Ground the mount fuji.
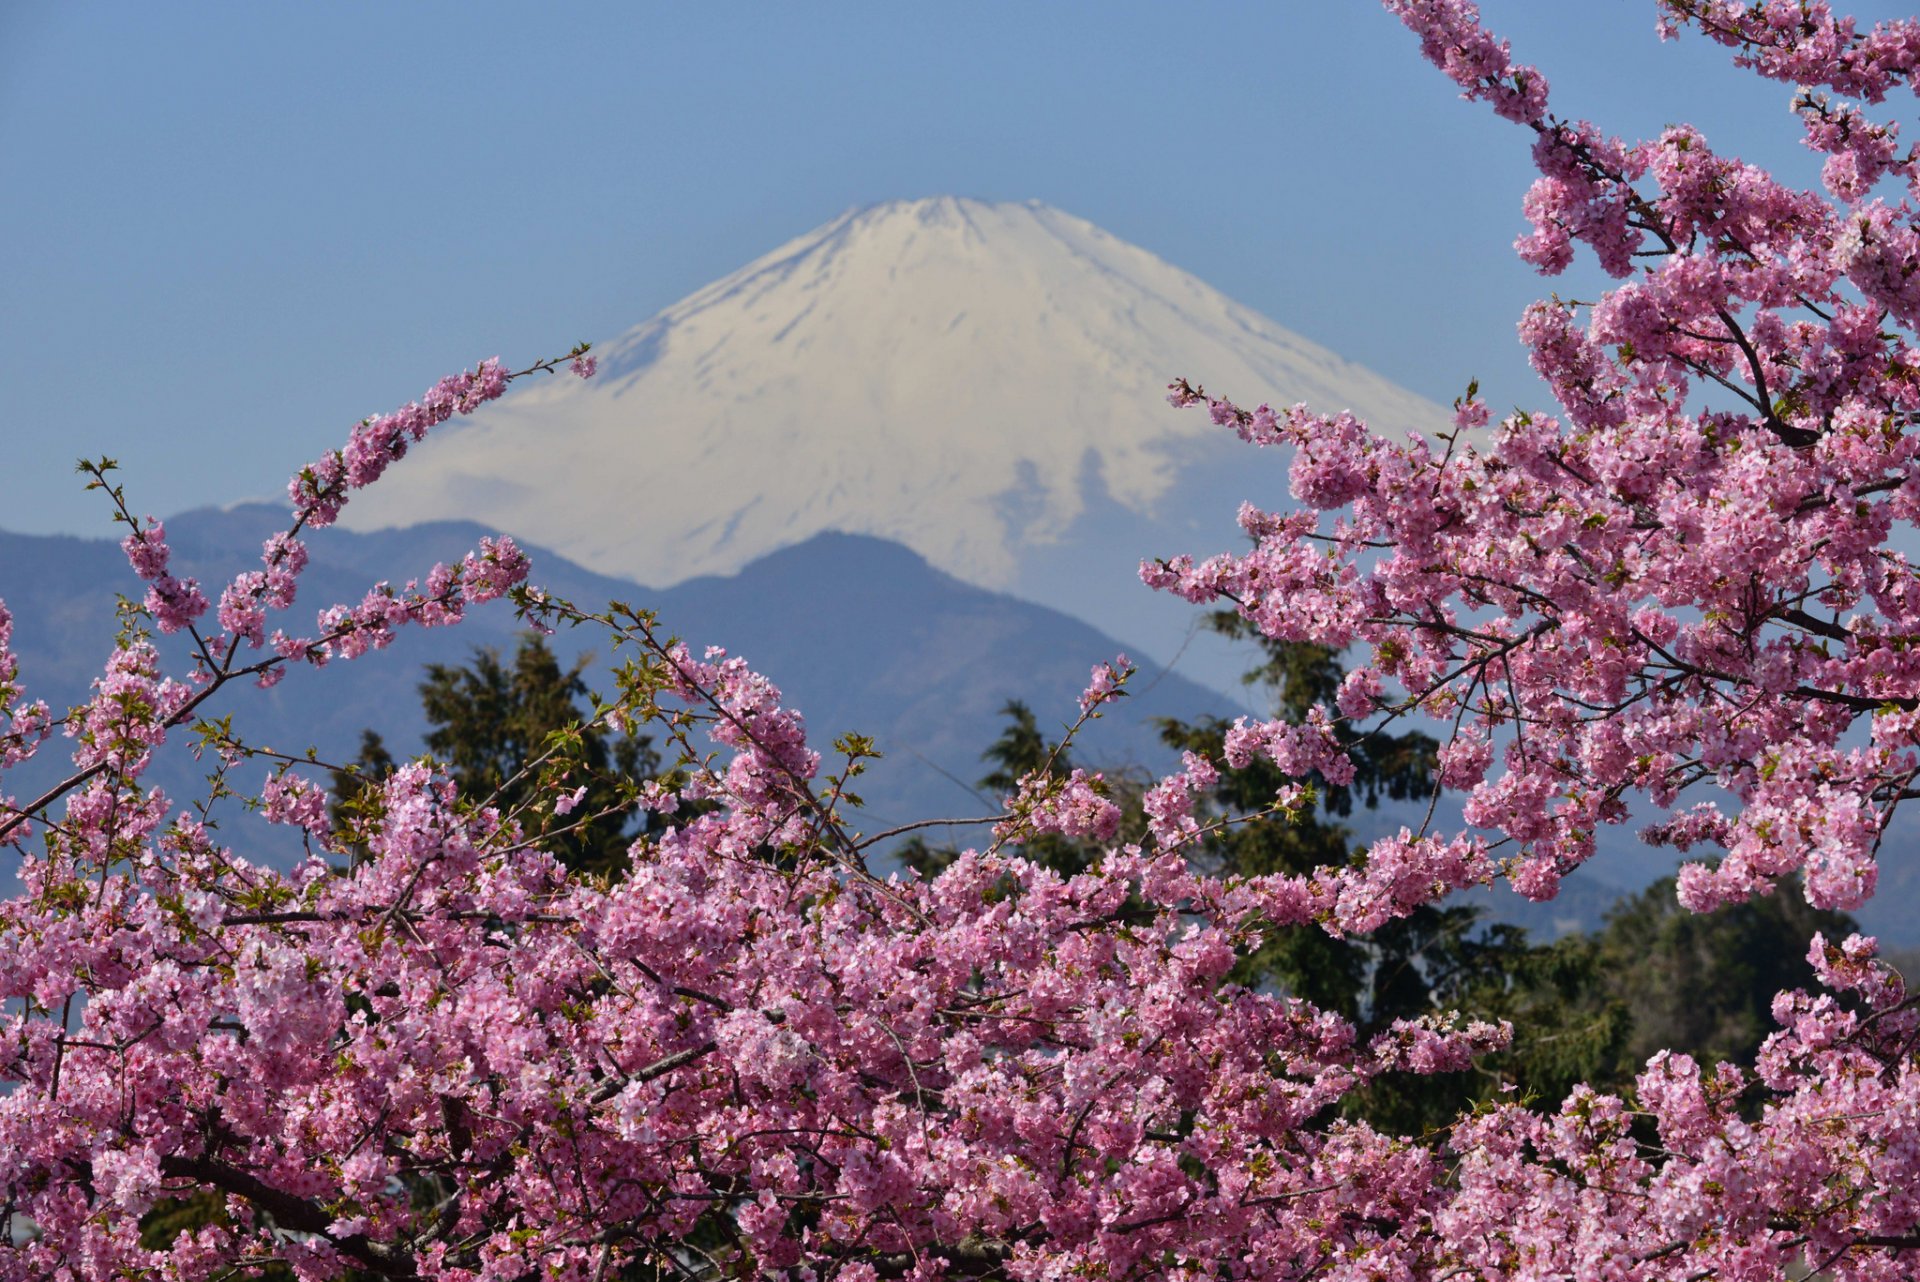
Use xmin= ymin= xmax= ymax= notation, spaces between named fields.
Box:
xmin=343 ymin=197 xmax=1446 ymax=691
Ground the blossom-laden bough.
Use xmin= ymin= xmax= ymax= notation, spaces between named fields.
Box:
xmin=8 ymin=4 xmax=1920 ymax=1279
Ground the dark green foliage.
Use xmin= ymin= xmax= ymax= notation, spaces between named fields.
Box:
xmin=977 ymin=699 xmax=1062 ymax=798
xmin=1157 ymin=615 xmax=1441 ymax=1019
xmin=898 ymin=613 xmax=1840 ymax=1130
xmin=138 ymin=1193 xmax=305 ymax=1279
xmin=1423 ymin=872 xmax=1857 ymax=1123
xmin=898 ymin=698 xmax=1146 ymax=879
xmin=1156 ymin=612 xmax=1623 ymax=1130
xmin=331 ymin=635 xmax=659 ymax=880
xmin=1585 ymin=872 xmax=1858 ymax=1087
xmin=1438 ymin=926 xmax=1631 ymax=1110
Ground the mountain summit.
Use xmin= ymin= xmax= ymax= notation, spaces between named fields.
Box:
xmin=343 ymin=197 xmax=1442 ymax=596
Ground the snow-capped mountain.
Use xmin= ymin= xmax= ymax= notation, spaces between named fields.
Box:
xmin=343 ymin=197 xmax=1445 ymax=678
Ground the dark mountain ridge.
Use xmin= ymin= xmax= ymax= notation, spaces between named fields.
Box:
xmin=0 ymin=505 xmax=1240 ymax=853
xmin=17 ymin=504 xmax=1885 ymax=948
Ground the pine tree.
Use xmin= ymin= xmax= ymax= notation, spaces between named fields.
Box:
xmin=331 ymin=634 xmax=658 ymax=879
xmin=1158 ymin=613 xmax=1622 ymax=1130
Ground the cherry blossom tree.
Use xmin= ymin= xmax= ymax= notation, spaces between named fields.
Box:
xmin=7 ymin=3 xmax=1920 ymax=1279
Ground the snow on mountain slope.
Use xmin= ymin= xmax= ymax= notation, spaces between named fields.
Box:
xmin=343 ymin=197 xmax=1445 ymax=591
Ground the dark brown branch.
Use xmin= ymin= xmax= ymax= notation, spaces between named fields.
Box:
xmin=1775 ymin=608 xmax=1852 ymax=643
xmin=853 ymin=814 xmax=1009 ymax=852
xmin=158 ymin=1155 xmax=416 ymax=1277
xmin=591 ymin=1040 xmax=720 ymax=1104
xmin=871 ymin=1237 xmax=1014 ymax=1278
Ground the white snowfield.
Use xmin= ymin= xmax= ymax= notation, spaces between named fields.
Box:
xmin=343 ymin=196 xmax=1443 ymax=592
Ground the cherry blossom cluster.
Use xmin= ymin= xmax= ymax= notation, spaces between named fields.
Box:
xmin=1663 ymin=1 xmax=1920 ymax=104
xmin=1152 ymin=0 xmax=1920 ymax=927
xmin=0 ymin=354 xmax=584 ymax=857
xmin=993 ymin=766 xmax=1123 ymax=844
xmin=1 ymin=728 xmax=1525 ymax=1282
xmin=8 ymin=569 xmax=1918 ymax=1279
xmin=1436 ymin=931 xmax=1920 ymax=1279
xmin=121 ymin=519 xmax=211 ymax=634
xmin=0 ymin=602 xmax=49 ymax=771
xmin=1077 ymin=653 xmax=1132 ymax=714
xmin=289 ymin=358 xmax=509 ymax=530
xmin=284 ymin=534 xmax=530 ymax=675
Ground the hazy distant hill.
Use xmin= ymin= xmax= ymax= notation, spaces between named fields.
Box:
xmin=0 ymin=505 xmax=1245 ymax=853
xmin=20 ymin=506 xmax=1900 ymax=947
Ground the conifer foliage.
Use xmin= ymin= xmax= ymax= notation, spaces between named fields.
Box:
xmin=331 ymin=635 xmax=658 ymax=880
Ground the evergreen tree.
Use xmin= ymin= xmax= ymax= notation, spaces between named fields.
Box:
xmin=1586 ymin=873 xmax=1859 ymax=1087
xmin=331 ymin=634 xmax=658 ymax=879
xmin=1159 ymin=612 xmax=1622 ymax=1130
xmin=902 ymin=616 xmax=1626 ymax=1131
xmin=899 ymin=698 xmax=1146 ymax=879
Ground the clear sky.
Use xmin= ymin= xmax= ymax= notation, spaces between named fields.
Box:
xmin=4 ymin=2 xmax=1911 ymax=537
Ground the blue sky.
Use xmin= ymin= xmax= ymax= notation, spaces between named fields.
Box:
xmin=4 ymin=2 xmax=1911 ymax=537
